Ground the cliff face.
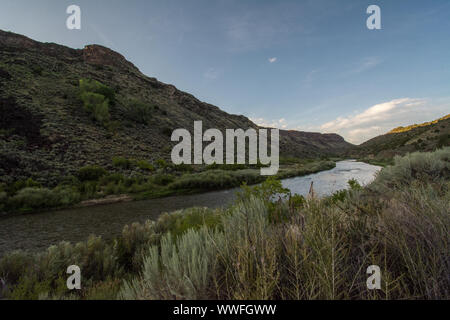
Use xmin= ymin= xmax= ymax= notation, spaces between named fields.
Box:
xmin=0 ymin=30 xmax=352 ymax=185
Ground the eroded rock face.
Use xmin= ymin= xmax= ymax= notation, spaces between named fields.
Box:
xmin=82 ymin=45 xmax=138 ymax=71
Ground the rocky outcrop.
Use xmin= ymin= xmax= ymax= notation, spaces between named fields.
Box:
xmin=82 ymin=44 xmax=138 ymax=72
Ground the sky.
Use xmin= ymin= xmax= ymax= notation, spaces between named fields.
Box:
xmin=0 ymin=0 xmax=449 ymax=144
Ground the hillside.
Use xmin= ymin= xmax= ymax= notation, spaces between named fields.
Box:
xmin=0 ymin=30 xmax=352 ymax=187
xmin=353 ymin=114 xmax=450 ymax=160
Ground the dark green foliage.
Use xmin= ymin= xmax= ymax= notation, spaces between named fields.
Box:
xmin=77 ymin=165 xmax=107 ymax=182
xmin=437 ymin=134 xmax=449 ymax=148
xmin=155 ymin=158 xmax=167 ymax=169
xmin=112 ymin=156 xmax=132 ymax=169
xmin=80 ymin=92 xmax=110 ymax=124
xmin=123 ymin=99 xmax=153 ymax=124
xmin=161 ymin=126 xmax=172 ymax=137
xmin=79 ymin=79 xmax=115 ymax=126
xmin=8 ymin=187 xmax=80 ymax=212
xmin=348 ymin=178 xmax=362 ymax=190
xmin=136 ymin=160 xmax=155 ymax=172
xmin=151 ymin=173 xmax=175 ymax=186
xmin=79 ymin=78 xmax=115 ymax=104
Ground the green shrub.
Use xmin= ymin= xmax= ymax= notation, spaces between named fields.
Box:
xmin=100 ymin=173 xmax=125 ymax=185
xmin=155 ymin=158 xmax=167 ymax=169
xmin=79 ymin=79 xmax=115 ymax=125
xmin=80 ymin=91 xmax=110 ymax=124
xmin=79 ymin=79 xmax=115 ymax=104
xmin=156 ymin=207 xmax=222 ymax=238
xmin=150 ymin=173 xmax=174 ymax=186
xmin=120 ymin=227 xmax=221 ymax=300
xmin=7 ymin=178 xmax=41 ymax=195
xmin=112 ymin=157 xmax=132 ymax=169
xmin=348 ymin=178 xmax=362 ymax=190
xmin=136 ymin=160 xmax=155 ymax=172
xmin=8 ymin=187 xmax=80 ymax=212
xmin=77 ymin=165 xmax=107 ymax=182
xmin=123 ymin=99 xmax=153 ymax=124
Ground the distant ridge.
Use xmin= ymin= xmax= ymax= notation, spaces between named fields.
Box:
xmin=388 ymin=114 xmax=450 ymax=134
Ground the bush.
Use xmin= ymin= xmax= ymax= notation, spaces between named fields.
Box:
xmin=100 ymin=173 xmax=125 ymax=185
xmin=8 ymin=187 xmax=80 ymax=212
xmin=155 ymin=158 xmax=167 ymax=169
xmin=77 ymin=166 xmax=107 ymax=182
xmin=150 ymin=173 xmax=175 ymax=186
xmin=79 ymin=79 xmax=115 ymax=125
xmin=136 ymin=160 xmax=155 ymax=172
xmin=80 ymin=91 xmax=110 ymax=124
xmin=120 ymin=227 xmax=221 ymax=300
xmin=79 ymin=79 xmax=115 ymax=104
xmin=123 ymin=99 xmax=153 ymax=124
xmin=112 ymin=157 xmax=132 ymax=169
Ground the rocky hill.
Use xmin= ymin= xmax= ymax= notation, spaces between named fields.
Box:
xmin=0 ymin=30 xmax=352 ymax=186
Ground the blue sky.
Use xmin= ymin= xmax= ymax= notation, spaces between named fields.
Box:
xmin=0 ymin=0 xmax=449 ymax=143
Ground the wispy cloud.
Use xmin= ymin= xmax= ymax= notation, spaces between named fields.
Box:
xmin=319 ymin=98 xmax=449 ymax=144
xmin=268 ymin=57 xmax=277 ymax=63
xmin=350 ymin=56 xmax=383 ymax=74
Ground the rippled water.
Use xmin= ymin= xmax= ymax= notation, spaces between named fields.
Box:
xmin=0 ymin=160 xmax=381 ymax=257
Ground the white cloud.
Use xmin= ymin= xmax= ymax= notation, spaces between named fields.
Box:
xmin=251 ymin=117 xmax=288 ymax=129
xmin=319 ymin=98 xmax=449 ymax=144
xmin=268 ymin=57 xmax=277 ymax=63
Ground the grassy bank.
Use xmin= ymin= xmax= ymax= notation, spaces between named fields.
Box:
xmin=0 ymin=148 xmax=448 ymax=300
xmin=0 ymin=159 xmax=336 ymax=215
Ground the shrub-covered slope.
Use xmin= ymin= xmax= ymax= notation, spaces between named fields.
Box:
xmin=0 ymin=30 xmax=352 ymax=186
xmin=353 ymin=114 xmax=450 ymax=160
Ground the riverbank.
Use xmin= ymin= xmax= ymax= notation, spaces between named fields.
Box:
xmin=0 ymin=160 xmax=336 ymax=215
xmin=0 ymin=148 xmax=448 ymax=300
xmin=0 ymin=160 xmax=378 ymax=257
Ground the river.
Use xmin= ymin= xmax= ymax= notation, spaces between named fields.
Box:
xmin=0 ymin=160 xmax=381 ymax=257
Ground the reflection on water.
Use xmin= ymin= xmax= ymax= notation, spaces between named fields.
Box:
xmin=281 ymin=160 xmax=381 ymax=197
xmin=0 ymin=160 xmax=380 ymax=256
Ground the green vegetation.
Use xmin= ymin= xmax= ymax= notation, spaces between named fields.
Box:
xmin=79 ymin=79 xmax=115 ymax=126
xmin=1 ymin=148 xmax=448 ymax=300
xmin=0 ymin=31 xmax=351 ymax=194
xmin=122 ymin=98 xmax=153 ymax=124
xmin=0 ymin=159 xmax=335 ymax=214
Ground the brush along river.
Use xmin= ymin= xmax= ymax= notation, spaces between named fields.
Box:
xmin=0 ymin=160 xmax=381 ymax=257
